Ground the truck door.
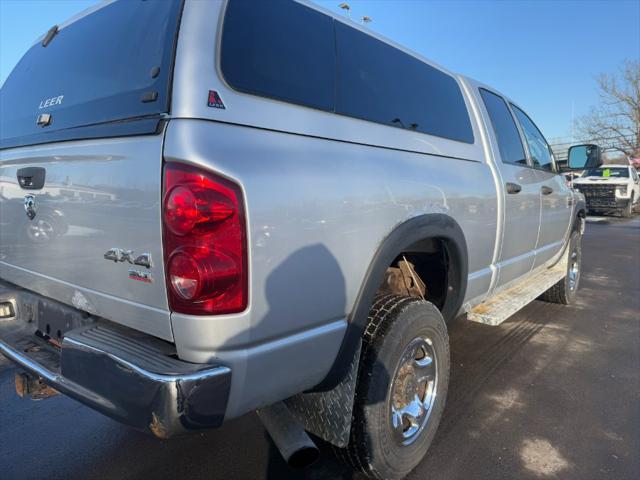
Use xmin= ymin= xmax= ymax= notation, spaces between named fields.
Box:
xmin=478 ymin=89 xmax=540 ymax=287
xmin=510 ymin=105 xmax=572 ymax=268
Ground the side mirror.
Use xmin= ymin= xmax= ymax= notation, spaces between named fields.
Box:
xmin=564 ymin=144 xmax=603 ymax=171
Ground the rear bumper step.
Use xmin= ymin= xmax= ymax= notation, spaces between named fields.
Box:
xmin=0 ymin=282 xmax=231 ymax=438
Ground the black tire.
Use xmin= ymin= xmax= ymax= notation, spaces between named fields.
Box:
xmin=622 ymin=195 xmax=633 ymax=218
xmin=540 ymin=230 xmax=582 ymax=305
xmin=335 ymin=294 xmax=450 ymax=480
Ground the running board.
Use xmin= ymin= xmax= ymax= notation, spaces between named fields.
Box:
xmin=467 ymin=252 xmax=568 ymax=326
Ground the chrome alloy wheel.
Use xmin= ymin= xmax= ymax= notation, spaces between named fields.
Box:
xmin=390 ymin=336 xmax=438 ymax=446
xmin=568 ymin=244 xmax=580 ymax=291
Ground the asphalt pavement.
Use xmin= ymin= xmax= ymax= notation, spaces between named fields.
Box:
xmin=1 ymin=215 xmax=639 ymax=480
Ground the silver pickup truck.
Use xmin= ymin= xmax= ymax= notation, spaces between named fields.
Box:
xmin=0 ymin=1 xmax=598 ymax=479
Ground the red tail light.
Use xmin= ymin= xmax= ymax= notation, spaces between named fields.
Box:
xmin=162 ymin=162 xmax=247 ymax=315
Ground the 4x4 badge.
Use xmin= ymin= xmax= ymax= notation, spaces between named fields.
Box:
xmin=104 ymin=248 xmax=153 ymax=269
xmin=24 ymin=194 xmax=36 ymax=220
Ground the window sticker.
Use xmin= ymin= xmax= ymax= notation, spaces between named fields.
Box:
xmin=603 ymin=168 xmax=610 ymax=177
xmin=207 ymin=90 xmax=226 ymax=109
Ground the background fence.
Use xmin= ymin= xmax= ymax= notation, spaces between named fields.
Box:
xmin=549 ymin=134 xmax=637 ymax=166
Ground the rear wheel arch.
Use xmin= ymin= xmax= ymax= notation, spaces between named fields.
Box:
xmin=314 ymin=214 xmax=468 ymax=391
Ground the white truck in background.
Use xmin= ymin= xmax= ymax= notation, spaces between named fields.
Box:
xmin=573 ymin=164 xmax=640 ymax=217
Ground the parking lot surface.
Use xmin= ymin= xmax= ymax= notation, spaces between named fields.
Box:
xmin=1 ymin=215 xmax=639 ymax=480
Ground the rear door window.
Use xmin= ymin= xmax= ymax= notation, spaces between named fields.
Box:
xmin=220 ymin=0 xmax=335 ymax=112
xmin=479 ymin=89 xmax=527 ymax=166
xmin=0 ymin=0 xmax=182 ymax=149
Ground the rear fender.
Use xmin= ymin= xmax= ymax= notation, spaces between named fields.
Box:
xmin=287 ymin=214 xmax=468 ymax=446
xmin=319 ymin=213 xmax=468 ymax=391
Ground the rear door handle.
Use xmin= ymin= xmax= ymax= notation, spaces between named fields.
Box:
xmin=541 ymin=185 xmax=553 ymax=195
xmin=506 ymin=182 xmax=522 ymax=194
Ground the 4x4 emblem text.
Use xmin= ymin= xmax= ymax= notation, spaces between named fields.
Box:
xmin=104 ymin=248 xmax=153 ymax=269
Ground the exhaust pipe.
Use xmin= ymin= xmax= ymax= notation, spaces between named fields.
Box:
xmin=257 ymin=402 xmax=319 ymax=469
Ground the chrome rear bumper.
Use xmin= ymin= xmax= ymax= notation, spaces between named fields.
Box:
xmin=0 ymin=282 xmax=231 ymax=438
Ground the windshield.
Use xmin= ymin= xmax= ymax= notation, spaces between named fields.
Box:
xmin=0 ymin=0 xmax=183 ymax=150
xmin=582 ymin=167 xmax=629 ymax=178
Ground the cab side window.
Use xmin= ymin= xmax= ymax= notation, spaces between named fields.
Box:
xmin=511 ymin=105 xmax=555 ymax=172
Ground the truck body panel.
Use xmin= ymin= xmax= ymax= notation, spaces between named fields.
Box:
xmin=163 ymin=117 xmax=498 ymax=416
xmin=0 ymin=135 xmax=172 ymax=341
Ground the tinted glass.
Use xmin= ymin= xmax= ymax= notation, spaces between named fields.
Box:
xmin=221 ymin=0 xmax=335 ymax=111
xmin=511 ymin=105 xmax=554 ymax=172
xmin=334 ymin=22 xmax=474 ymax=143
xmin=0 ymin=0 xmax=182 ymax=149
xmin=583 ymin=167 xmax=629 ymax=178
xmin=479 ymin=89 xmax=527 ymax=165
